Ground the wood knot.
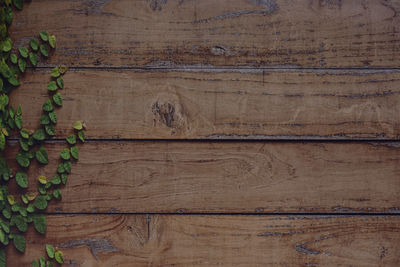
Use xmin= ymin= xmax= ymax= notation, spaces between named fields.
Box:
xmin=152 ymin=101 xmax=176 ymax=128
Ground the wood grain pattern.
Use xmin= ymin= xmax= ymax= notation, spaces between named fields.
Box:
xmin=10 ymin=69 xmax=400 ymax=139
xmin=6 ymin=141 xmax=400 ymax=213
xmin=9 ymin=0 xmax=400 ymax=68
xmin=8 ymin=215 xmax=400 ymax=266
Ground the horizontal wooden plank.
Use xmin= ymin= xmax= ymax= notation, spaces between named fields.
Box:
xmin=10 ymin=69 xmax=400 ymax=139
xmin=8 ymin=215 xmax=400 ymax=266
xmin=9 ymin=0 xmax=400 ymax=68
xmin=6 ymin=141 xmax=400 ymax=213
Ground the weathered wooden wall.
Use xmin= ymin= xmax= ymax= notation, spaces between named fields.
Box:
xmin=8 ymin=0 xmax=400 ymax=266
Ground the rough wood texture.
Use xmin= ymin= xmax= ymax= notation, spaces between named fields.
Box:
xmin=10 ymin=69 xmax=400 ymax=139
xmin=6 ymin=141 xmax=400 ymax=213
xmin=8 ymin=215 xmax=400 ymax=266
xmin=9 ymin=0 xmax=400 ymax=68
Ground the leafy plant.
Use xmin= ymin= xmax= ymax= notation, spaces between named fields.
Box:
xmin=0 ymin=1 xmax=86 ymax=266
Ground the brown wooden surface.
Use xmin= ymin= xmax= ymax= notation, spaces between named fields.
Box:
xmin=10 ymin=69 xmax=400 ymax=139
xmin=6 ymin=0 xmax=400 ymax=266
xmin=9 ymin=0 xmax=400 ymax=68
xmin=8 ymin=215 xmax=400 ymax=266
xmin=6 ymin=141 xmax=400 ymax=213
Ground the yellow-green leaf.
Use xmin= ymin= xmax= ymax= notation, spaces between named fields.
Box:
xmin=73 ymin=121 xmax=83 ymax=130
xmin=38 ymin=176 xmax=47 ymax=185
xmin=54 ymin=250 xmax=64 ymax=264
xmin=7 ymin=195 xmax=14 ymax=205
xmin=49 ymin=35 xmax=56 ymax=48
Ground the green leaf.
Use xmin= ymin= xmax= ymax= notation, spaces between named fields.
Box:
xmin=40 ymin=44 xmax=49 ymax=57
xmin=36 ymin=146 xmax=49 ymax=164
xmin=19 ymin=138 xmax=29 ymax=151
xmin=51 ymin=174 xmax=61 ymax=185
xmin=4 ymin=6 xmax=12 ymax=25
xmin=73 ymin=121 xmax=83 ymax=130
xmin=56 ymin=77 xmax=64 ymax=88
xmin=46 ymin=244 xmax=55 ymax=259
xmin=54 ymin=250 xmax=64 ymax=264
xmin=33 ymin=128 xmax=46 ymax=141
xmin=11 ymin=215 xmax=27 ymax=232
xmin=63 ymin=161 xmax=71 ymax=173
xmin=0 ymin=133 xmax=5 ymax=151
xmin=11 ymin=202 xmax=20 ymax=211
xmin=8 ymin=76 xmax=20 ymax=86
xmin=0 ymin=248 xmax=5 ymax=267
xmin=61 ymin=173 xmax=68 ymax=185
xmin=32 ymin=261 xmax=39 ymax=267
xmin=13 ymin=234 xmax=25 ymax=253
xmin=46 ymin=261 xmax=53 ymax=267
xmin=18 ymin=58 xmax=26 ymax=73
xmin=60 ymin=148 xmax=70 ymax=160
xmin=0 ymin=220 xmax=10 ymax=234
xmin=0 ymin=25 xmax=6 ymax=41
xmin=16 ymin=171 xmax=28 ymax=188
xmin=10 ymin=53 xmax=17 ymax=64
xmin=18 ymin=207 xmax=27 ymax=217
xmin=66 ymin=134 xmax=76 ymax=145
xmin=45 ymin=124 xmax=55 ymax=136
xmin=33 ymin=215 xmax=46 ymax=234
xmin=53 ymin=93 xmax=62 ymax=106
xmin=9 ymin=106 xmax=14 ymax=118
xmin=16 ymin=152 xmax=30 ymax=167
xmin=27 ymin=151 xmax=35 ymax=159
xmin=42 ymin=99 xmax=53 ymax=111
xmin=0 ymin=94 xmax=8 ymax=109
xmin=1 ymin=38 xmax=12 ymax=52
xmin=71 ymin=146 xmax=79 ymax=160
xmin=49 ymin=111 xmax=57 ymax=123
xmin=0 ymin=229 xmax=5 ymax=245
xmin=38 ymin=183 xmax=47 ymax=195
xmin=30 ymin=38 xmax=39 ymax=51
xmin=29 ymin=52 xmax=38 ymax=66
xmin=18 ymin=47 xmax=28 ymax=58
xmin=57 ymin=163 xmax=65 ymax=173
xmin=0 ymin=60 xmax=12 ymax=79
xmin=47 ymin=81 xmax=58 ymax=91
xmin=33 ymin=195 xmax=48 ymax=210
xmin=39 ymin=257 xmax=45 ymax=267
xmin=50 ymin=67 xmax=60 ymax=78
xmin=40 ymin=30 xmax=49 ymax=41
xmin=27 ymin=204 xmax=35 ymax=213
xmin=52 ymin=189 xmax=61 ymax=200
xmin=13 ymin=0 xmax=23 ymax=10
xmin=49 ymin=35 xmax=56 ymax=48
xmin=20 ymin=128 xmax=30 ymax=139
xmin=15 ymin=114 xmax=22 ymax=129
xmin=0 ymin=158 xmax=10 ymax=181
xmin=0 ymin=231 xmax=7 ymax=247
xmin=78 ymin=130 xmax=85 ymax=142
xmin=2 ymin=208 xmax=10 ymax=219
xmin=40 ymin=114 xmax=50 ymax=125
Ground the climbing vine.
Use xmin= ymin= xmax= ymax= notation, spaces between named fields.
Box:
xmin=0 ymin=0 xmax=85 ymax=266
